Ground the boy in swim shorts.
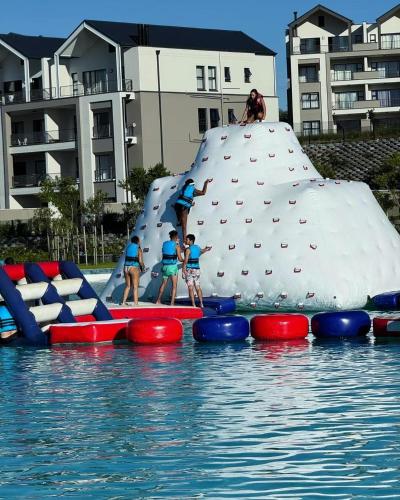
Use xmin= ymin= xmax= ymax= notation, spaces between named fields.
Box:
xmin=182 ymin=234 xmax=210 ymax=308
xmin=156 ymin=230 xmax=183 ymax=305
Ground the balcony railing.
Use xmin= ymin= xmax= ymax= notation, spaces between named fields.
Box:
xmin=12 ymin=173 xmax=46 ymax=188
xmin=381 ymin=40 xmax=400 ymax=50
xmin=93 ymin=124 xmax=112 ymax=139
xmin=1 ymin=91 xmax=26 ymax=104
xmin=95 ymin=168 xmax=115 ymax=182
xmin=59 ymin=79 xmax=133 ymax=98
xmin=31 ymin=88 xmax=55 ymax=101
xmin=332 ymin=97 xmax=400 ymax=110
xmin=11 ymin=129 xmax=76 ymax=147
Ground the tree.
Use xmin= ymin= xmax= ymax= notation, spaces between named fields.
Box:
xmin=82 ymin=190 xmax=108 ymax=229
xmin=370 ymin=152 xmax=400 ymax=217
xmin=37 ymin=176 xmax=80 ymax=228
xmin=119 ymin=163 xmax=171 ymax=202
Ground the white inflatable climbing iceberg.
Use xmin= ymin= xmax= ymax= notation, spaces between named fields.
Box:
xmin=102 ymin=122 xmax=400 ymax=310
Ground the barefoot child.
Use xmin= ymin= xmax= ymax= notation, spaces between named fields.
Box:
xmin=156 ymin=230 xmax=183 ymax=305
xmin=121 ymin=235 xmax=145 ymax=306
xmin=182 ymin=234 xmax=210 ymax=308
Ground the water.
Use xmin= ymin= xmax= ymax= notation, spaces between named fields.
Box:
xmin=1 ymin=331 xmax=400 ymax=498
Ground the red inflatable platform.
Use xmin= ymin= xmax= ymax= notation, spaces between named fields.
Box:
xmin=49 ymin=319 xmax=129 ymax=344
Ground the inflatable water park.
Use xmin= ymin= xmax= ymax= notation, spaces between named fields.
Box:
xmin=3 ymin=121 xmax=400 ymax=346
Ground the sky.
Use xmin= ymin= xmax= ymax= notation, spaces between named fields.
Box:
xmin=0 ymin=0 xmax=398 ymax=109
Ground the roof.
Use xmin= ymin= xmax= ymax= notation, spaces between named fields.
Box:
xmin=288 ymin=4 xmax=352 ymax=27
xmin=377 ymin=3 xmax=400 ymax=22
xmin=84 ymin=20 xmax=276 ymax=55
xmin=0 ymin=32 xmax=65 ymax=58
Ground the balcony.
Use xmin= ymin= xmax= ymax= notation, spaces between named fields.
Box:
xmin=12 ymin=173 xmax=46 ymax=188
xmin=11 ymin=129 xmax=76 ymax=147
xmin=59 ymin=79 xmax=133 ymax=98
xmin=331 ymin=98 xmax=400 ymax=110
xmin=31 ymin=88 xmax=55 ymax=101
xmin=381 ymin=40 xmax=400 ymax=50
xmin=1 ymin=91 xmax=26 ymax=105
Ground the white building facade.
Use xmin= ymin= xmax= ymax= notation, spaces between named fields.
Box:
xmin=287 ymin=4 xmax=400 ymax=136
xmin=0 ymin=22 xmax=278 ymax=219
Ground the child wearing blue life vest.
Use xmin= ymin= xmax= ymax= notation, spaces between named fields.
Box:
xmin=121 ymin=235 xmax=145 ymax=306
xmin=174 ymin=178 xmax=210 ymax=240
xmin=182 ymin=234 xmax=210 ymax=308
xmin=0 ymin=257 xmax=17 ymax=342
xmin=156 ymin=230 xmax=183 ymax=305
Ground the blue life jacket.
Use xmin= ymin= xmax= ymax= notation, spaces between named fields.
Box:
xmin=187 ymin=244 xmax=201 ymax=269
xmin=176 ymin=183 xmax=195 ymax=208
xmin=162 ymin=240 xmax=177 ymax=265
xmin=125 ymin=242 xmax=140 ymax=267
xmin=0 ymin=305 xmax=16 ymax=333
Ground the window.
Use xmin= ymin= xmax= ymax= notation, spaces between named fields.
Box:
xmin=210 ymin=108 xmax=220 ymax=128
xmin=371 ymin=89 xmax=400 ymax=107
xmin=371 ymin=60 xmax=400 ymax=78
xmin=228 ymin=108 xmax=237 ymax=124
xmin=301 ymin=93 xmax=319 ymax=109
xmin=318 ymin=15 xmax=325 ymax=27
xmin=224 ymin=67 xmax=231 ymax=82
xmin=208 ymin=66 xmax=217 ymax=91
xmin=83 ymin=69 xmax=107 ymax=95
xmin=300 ymin=37 xmax=320 ymax=54
xmin=303 ymin=121 xmax=320 ymax=136
xmin=93 ymin=112 xmax=112 ymax=139
xmin=334 ymin=91 xmax=364 ymax=109
xmin=299 ymin=65 xmax=318 ymax=83
xmin=244 ymin=67 xmax=252 ymax=83
xmin=198 ymin=108 xmax=207 ymax=134
xmin=369 ymin=34 xmax=377 ymax=43
xmin=95 ymin=154 xmax=115 ymax=182
xmin=332 ymin=63 xmax=362 ymax=81
xmin=353 ymin=34 xmax=362 ymax=44
xmin=381 ymin=34 xmax=400 ymax=50
xmin=196 ymin=66 xmax=205 ymax=91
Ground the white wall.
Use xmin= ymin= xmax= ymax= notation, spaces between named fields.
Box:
xmin=380 ymin=15 xmax=400 ymax=34
xmin=133 ymin=46 xmax=276 ymax=97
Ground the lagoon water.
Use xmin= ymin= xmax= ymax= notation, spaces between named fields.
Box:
xmin=1 ymin=327 xmax=400 ymax=498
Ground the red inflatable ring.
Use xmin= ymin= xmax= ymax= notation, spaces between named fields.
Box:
xmin=127 ymin=317 xmax=183 ymax=344
xmin=373 ymin=317 xmax=400 ymax=337
xmin=251 ymin=314 xmax=309 ymax=341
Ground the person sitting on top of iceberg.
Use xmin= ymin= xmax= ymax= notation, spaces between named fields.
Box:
xmin=182 ymin=234 xmax=210 ymax=308
xmin=156 ymin=230 xmax=184 ymax=306
xmin=174 ymin=178 xmax=210 ymax=240
xmin=240 ymin=88 xmax=266 ymax=123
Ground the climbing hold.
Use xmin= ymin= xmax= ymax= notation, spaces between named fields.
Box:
xmin=231 ymin=178 xmax=238 ymax=183
xmin=140 ymin=224 xmax=147 ymax=230
xmin=274 ymin=303 xmax=280 ymax=309
xmin=153 ymin=205 xmax=159 ymax=210
xmin=221 ymin=135 xmax=227 ymax=140
xmin=269 ymin=153 xmax=276 ymax=158
xmin=294 ymin=267 xmax=302 ymax=273
xmin=273 ymin=217 xmax=280 ymax=222
xmin=241 ymin=270 xmax=249 ymax=276
xmin=245 ymin=218 xmax=253 ymax=223
xmin=299 ymin=219 xmax=307 ymax=224
xmin=127 ymin=318 xmax=183 ymax=345
xmin=234 ymin=292 xmax=241 ymax=299
xmin=193 ymin=315 xmax=249 ymax=343
xmin=280 ymin=292 xmax=287 ymax=299
xmin=143 ymin=248 xmax=149 ymax=253
xmin=157 ymin=223 xmax=163 ymax=227
xmin=244 ymin=134 xmax=251 ymax=139
xmin=285 ymin=127 xmax=291 ymax=131
xmin=265 ymin=270 xmax=273 ymax=275
xmin=289 ymin=200 xmax=296 ymax=205
xmin=269 ymin=128 xmax=275 ymax=133
xmin=217 ymin=271 xmax=225 ymax=277
xmin=250 ymin=302 xmax=257 ymax=308
xmin=303 ymin=166 xmax=309 ymax=170
xmin=202 ymin=157 xmax=208 ymax=162
xmin=289 ymin=167 xmax=294 ymax=171
xmin=264 ymin=200 xmax=271 ymax=205
xmin=251 ymin=314 xmax=309 ymax=341
xmin=207 ymin=178 xmax=213 ymax=182
xmin=319 ymin=183 xmax=325 ymax=187
xmin=224 ymin=155 xmax=231 ymax=160
xmin=254 ymin=243 xmax=261 ymax=248
xmin=281 ymin=243 xmax=288 ymax=248
xmin=288 ymin=149 xmax=294 ymax=153
xmin=311 ymin=311 xmax=371 ymax=338
xmin=335 ymin=181 xmax=341 ymax=185
xmin=256 ymin=292 xmax=264 ymax=298
xmin=236 ymin=201 xmax=244 ymax=206
xmin=229 ymin=244 xmax=236 ymax=250
xmin=297 ymin=303 xmax=305 ymax=310
xmin=220 ymin=219 xmax=227 ymax=224
xmin=250 ymin=157 xmax=257 ymax=162
xmin=293 ymin=182 xmax=299 ymax=187
xmin=170 ymin=184 xmax=177 ymax=189
xmin=212 ymin=201 xmax=219 ymax=206
xmin=306 ymin=292 xmax=315 ymax=298
xmin=310 ymin=244 xmax=317 ymax=250
xmin=152 ymin=187 xmax=159 ymax=191
xmin=197 ymin=220 xmax=204 ymax=225
xmin=257 ymin=181 xmax=265 ymax=186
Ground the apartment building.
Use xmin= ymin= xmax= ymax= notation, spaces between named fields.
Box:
xmin=286 ymin=3 xmax=400 ymax=136
xmin=0 ymin=21 xmax=278 ymax=218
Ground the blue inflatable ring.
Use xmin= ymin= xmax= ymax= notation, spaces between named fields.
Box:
xmin=311 ymin=311 xmax=371 ymax=338
xmin=193 ymin=315 xmax=249 ymax=342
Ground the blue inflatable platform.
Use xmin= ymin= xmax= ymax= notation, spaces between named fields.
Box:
xmin=371 ymin=291 xmax=400 ymax=309
xmin=175 ymin=296 xmax=236 ymax=315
